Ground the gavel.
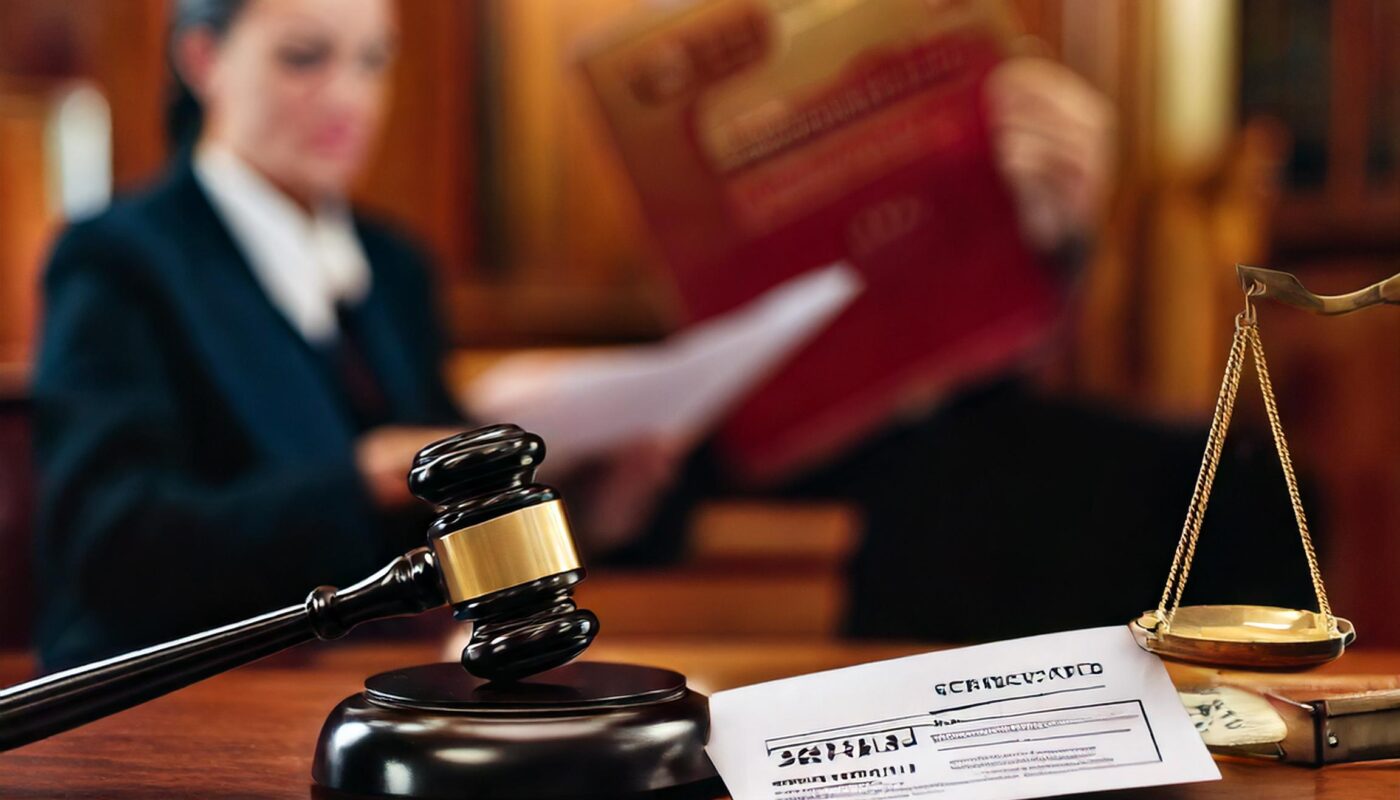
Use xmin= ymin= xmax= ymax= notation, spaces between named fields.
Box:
xmin=0 ymin=424 xmax=600 ymax=752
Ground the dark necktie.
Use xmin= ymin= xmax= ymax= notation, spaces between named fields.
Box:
xmin=329 ymin=303 xmax=392 ymax=432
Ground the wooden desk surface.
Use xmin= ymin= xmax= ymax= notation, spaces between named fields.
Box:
xmin=1 ymin=638 xmax=1398 ymax=799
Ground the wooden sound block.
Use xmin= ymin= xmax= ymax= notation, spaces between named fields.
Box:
xmin=312 ymin=662 xmax=725 ymax=799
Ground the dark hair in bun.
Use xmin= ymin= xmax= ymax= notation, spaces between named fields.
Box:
xmin=166 ymin=0 xmax=251 ymax=152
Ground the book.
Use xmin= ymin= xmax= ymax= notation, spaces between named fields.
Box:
xmin=580 ymin=0 xmax=1063 ymax=481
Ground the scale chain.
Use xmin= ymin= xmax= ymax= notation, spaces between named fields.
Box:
xmin=1154 ymin=300 xmax=1336 ymax=633
xmin=1156 ymin=316 xmax=1249 ymax=626
xmin=1247 ymin=324 xmax=1334 ymax=627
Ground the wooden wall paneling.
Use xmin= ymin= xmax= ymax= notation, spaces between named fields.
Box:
xmin=1328 ymin=0 xmax=1372 ymax=208
xmin=0 ymin=0 xmax=171 ymax=188
xmin=1270 ymin=0 xmax=1400 ymax=252
xmin=0 ymin=90 xmax=53 ymax=366
xmin=81 ymin=0 xmax=169 ymax=190
xmin=0 ymin=0 xmax=167 ymax=366
xmin=353 ymin=0 xmax=476 ymax=289
xmin=466 ymin=0 xmax=674 ymax=345
xmin=1370 ymin=0 xmax=1400 ymax=194
xmin=1055 ymin=0 xmax=1292 ymax=422
xmin=1050 ymin=0 xmax=1154 ymax=402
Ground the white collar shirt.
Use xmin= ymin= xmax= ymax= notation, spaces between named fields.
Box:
xmin=192 ymin=143 xmax=371 ymax=344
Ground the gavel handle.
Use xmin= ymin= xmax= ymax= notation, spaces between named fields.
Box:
xmin=0 ymin=547 xmax=445 ymax=752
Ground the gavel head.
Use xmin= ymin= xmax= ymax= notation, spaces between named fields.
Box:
xmin=409 ymin=425 xmax=598 ymax=682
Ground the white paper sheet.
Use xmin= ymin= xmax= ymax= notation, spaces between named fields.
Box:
xmin=463 ymin=262 xmax=862 ymax=472
xmin=706 ymin=626 xmax=1220 ymax=800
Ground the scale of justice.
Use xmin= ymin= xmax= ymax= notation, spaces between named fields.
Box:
xmin=1131 ymin=263 xmax=1397 ymax=669
xmin=0 ymin=264 xmax=1396 ymax=797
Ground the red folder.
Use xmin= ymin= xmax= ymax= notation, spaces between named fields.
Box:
xmin=581 ymin=0 xmax=1062 ymax=481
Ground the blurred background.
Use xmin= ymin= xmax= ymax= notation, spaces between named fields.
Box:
xmin=0 ymin=0 xmax=1395 ymax=656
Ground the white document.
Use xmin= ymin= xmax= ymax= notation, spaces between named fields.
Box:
xmin=463 ymin=262 xmax=862 ymax=472
xmin=706 ymin=626 xmax=1220 ymax=800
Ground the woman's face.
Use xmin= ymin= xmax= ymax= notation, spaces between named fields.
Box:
xmin=183 ymin=0 xmax=396 ymax=199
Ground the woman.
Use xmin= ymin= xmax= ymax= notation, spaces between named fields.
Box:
xmin=32 ymin=0 xmax=461 ymax=669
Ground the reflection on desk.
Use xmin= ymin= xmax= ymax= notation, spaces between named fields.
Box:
xmin=0 ymin=639 xmax=1398 ymax=798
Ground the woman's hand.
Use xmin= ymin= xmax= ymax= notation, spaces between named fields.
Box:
xmin=986 ymin=57 xmax=1117 ymax=256
xmin=355 ymin=426 xmax=463 ymax=510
